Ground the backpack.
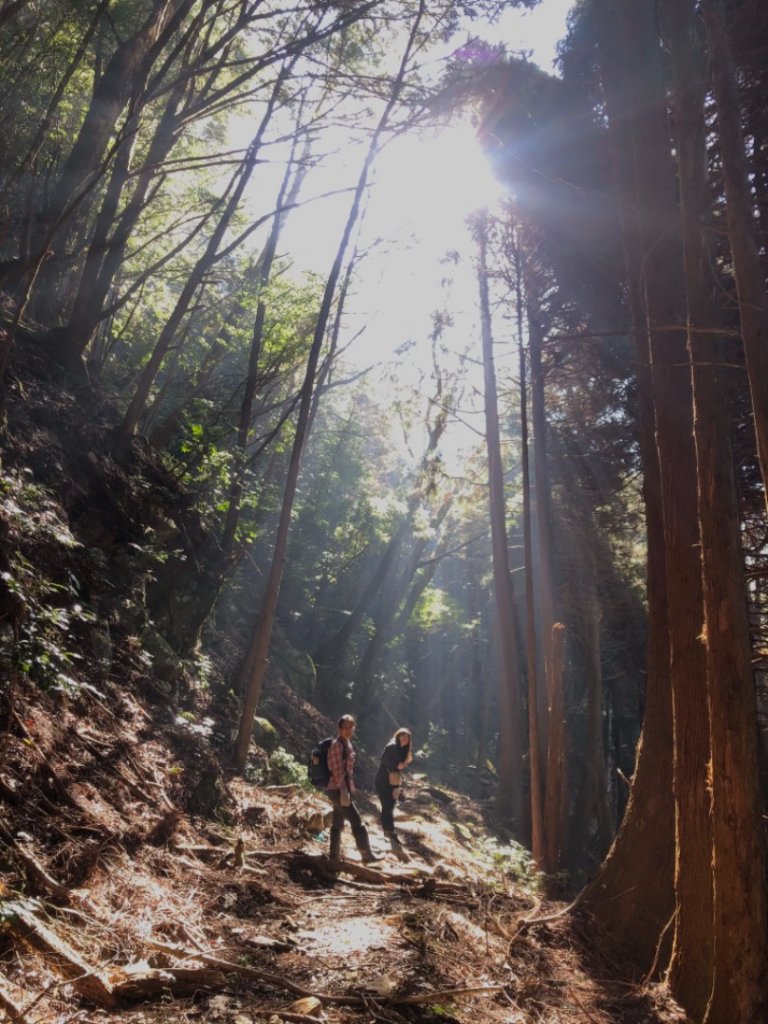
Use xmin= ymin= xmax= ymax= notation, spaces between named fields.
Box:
xmin=308 ymin=737 xmax=333 ymax=789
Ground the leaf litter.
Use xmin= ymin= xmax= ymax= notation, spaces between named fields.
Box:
xmin=0 ymin=678 xmax=689 ymax=1024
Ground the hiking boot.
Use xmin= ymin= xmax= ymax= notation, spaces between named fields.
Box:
xmin=386 ymin=831 xmax=410 ymax=861
xmin=355 ymin=826 xmax=381 ymax=864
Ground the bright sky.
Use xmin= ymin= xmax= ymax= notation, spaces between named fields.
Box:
xmin=240 ymin=0 xmax=577 ymax=464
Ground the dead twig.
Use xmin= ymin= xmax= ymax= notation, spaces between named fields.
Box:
xmin=397 ymin=983 xmax=506 ymax=1004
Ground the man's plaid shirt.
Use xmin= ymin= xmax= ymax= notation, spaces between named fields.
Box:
xmin=327 ymin=736 xmax=356 ymax=794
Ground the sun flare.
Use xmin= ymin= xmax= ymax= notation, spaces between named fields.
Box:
xmin=370 ymin=118 xmax=505 ymax=245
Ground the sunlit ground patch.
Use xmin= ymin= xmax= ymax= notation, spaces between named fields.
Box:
xmin=297 ymin=913 xmax=395 ymax=956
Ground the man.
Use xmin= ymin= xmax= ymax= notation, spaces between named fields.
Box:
xmin=326 ymin=714 xmax=378 ymax=867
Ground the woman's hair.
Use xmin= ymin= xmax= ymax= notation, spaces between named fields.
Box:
xmin=337 ymin=714 xmax=356 ymax=729
xmin=390 ymin=727 xmax=411 ymax=745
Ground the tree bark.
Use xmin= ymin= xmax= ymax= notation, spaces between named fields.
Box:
xmin=541 ymin=622 xmax=566 ymax=873
xmin=664 ymin=2 xmax=768 ymax=1019
xmin=0 ymin=0 xmax=29 ymax=30
xmin=526 ymin=298 xmax=555 ymax=764
xmin=700 ymin=0 xmax=768 ymax=519
xmin=579 ymin=0 xmax=682 ymax=979
xmin=618 ymin=3 xmax=713 ymax=1011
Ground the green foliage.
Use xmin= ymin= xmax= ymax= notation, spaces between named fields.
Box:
xmin=472 ymin=835 xmax=541 ymax=893
xmin=246 ymin=746 xmax=307 ymax=787
xmin=411 ymin=585 xmax=459 ymax=632
xmin=252 ymin=716 xmax=280 ymax=753
xmin=0 ymin=470 xmax=97 ymax=695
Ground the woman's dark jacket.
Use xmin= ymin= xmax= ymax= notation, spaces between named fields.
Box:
xmin=375 ymin=740 xmax=410 ymax=791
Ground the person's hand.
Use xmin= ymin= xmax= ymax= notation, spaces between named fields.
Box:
xmin=397 ymin=762 xmax=407 ymax=770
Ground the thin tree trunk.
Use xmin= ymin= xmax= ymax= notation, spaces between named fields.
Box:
xmin=525 ymin=297 xmax=555 ymax=765
xmin=476 ymin=211 xmax=524 ymax=828
xmin=575 ymin=550 xmax=611 ymax=859
xmin=220 ymin=129 xmax=308 ymax=558
xmin=518 ymin=293 xmax=544 ymax=869
xmin=116 ymin=58 xmax=295 ymax=442
xmin=0 ymin=0 xmax=107 ymax=205
xmin=313 ymin=523 xmax=407 ymax=679
xmin=352 ymin=496 xmax=451 ymax=711
xmin=63 ymin=77 xmax=190 ymax=361
xmin=232 ymin=0 xmax=427 ymax=770
xmin=543 ymin=623 xmax=566 ymax=873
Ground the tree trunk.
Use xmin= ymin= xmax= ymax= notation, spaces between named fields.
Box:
xmin=351 ymin=496 xmax=451 ymax=712
xmin=579 ymin=0 xmax=680 ymax=978
xmin=700 ymin=0 xmax=768 ymax=519
xmin=64 ymin=76 xmax=189 ymax=360
xmin=619 ymin=1 xmax=713 ymax=1009
xmin=664 ymin=2 xmax=768 ymax=1019
xmin=519 ymin=314 xmax=544 ymax=868
xmin=312 ymin=523 xmax=406 ymax=682
xmin=0 ymin=0 xmax=107 ymax=207
xmin=477 ymin=211 xmax=524 ymax=828
xmin=0 ymin=1 xmax=29 ymax=30
xmin=526 ymin=300 xmax=555 ymax=764
xmin=574 ymin=548 xmax=612 ymax=862
xmin=543 ymin=623 xmax=566 ymax=873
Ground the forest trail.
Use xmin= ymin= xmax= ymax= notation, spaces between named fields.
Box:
xmin=0 ymin=680 xmax=687 ymax=1024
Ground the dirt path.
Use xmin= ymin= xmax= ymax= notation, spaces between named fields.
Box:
xmin=0 ymin=691 xmax=688 ymax=1024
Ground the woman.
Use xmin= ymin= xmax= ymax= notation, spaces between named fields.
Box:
xmin=375 ymin=727 xmax=412 ymax=853
xmin=326 ymin=714 xmax=377 ymax=867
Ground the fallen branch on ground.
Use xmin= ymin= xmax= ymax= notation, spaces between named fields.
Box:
xmin=398 ymin=984 xmax=506 ymax=1004
xmin=291 ymin=852 xmax=421 ymax=885
xmin=145 ymin=938 xmax=506 ymax=1010
xmin=144 ymin=938 xmax=361 ymax=1006
xmin=0 ymin=973 xmax=27 ymax=1024
xmin=112 ymin=966 xmax=224 ymax=1000
xmin=2 ymin=900 xmax=115 ymax=1007
xmin=507 ymin=895 xmax=581 ymax=949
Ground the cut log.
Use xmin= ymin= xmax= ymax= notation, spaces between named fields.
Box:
xmin=3 ymin=900 xmax=115 ymax=1007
